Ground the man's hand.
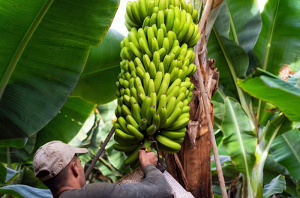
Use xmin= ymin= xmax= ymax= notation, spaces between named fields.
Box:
xmin=138 ymin=150 xmax=158 ymax=169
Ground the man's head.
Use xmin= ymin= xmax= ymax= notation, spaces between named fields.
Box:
xmin=33 ymin=141 xmax=88 ymax=196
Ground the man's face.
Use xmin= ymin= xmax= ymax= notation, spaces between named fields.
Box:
xmin=76 ymin=157 xmax=86 ymax=187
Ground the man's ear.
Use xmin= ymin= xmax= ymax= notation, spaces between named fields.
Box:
xmin=70 ymin=162 xmax=79 ymax=177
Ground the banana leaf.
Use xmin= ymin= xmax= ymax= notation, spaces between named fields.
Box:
xmin=225 ymin=0 xmax=261 ymax=53
xmin=263 ymin=175 xmax=286 ymax=198
xmin=71 ymin=29 xmax=123 ymax=104
xmin=270 ymin=129 xmax=300 ymax=180
xmin=263 ymin=156 xmax=298 ymax=197
xmin=237 ymin=70 xmax=300 ymax=122
xmin=262 ymin=114 xmax=293 ymax=147
xmin=221 ymin=97 xmax=257 ymax=179
xmin=0 ymin=134 xmax=36 ymax=163
xmin=32 ymin=97 xmax=96 ymax=156
xmin=207 ymin=31 xmax=249 ymax=98
xmin=0 ymin=184 xmax=52 ymax=198
xmin=254 ymin=0 xmax=300 ymax=75
xmin=0 ymin=0 xmax=119 ymax=147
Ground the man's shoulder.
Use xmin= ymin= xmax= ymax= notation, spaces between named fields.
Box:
xmin=59 ymin=183 xmax=116 ymax=198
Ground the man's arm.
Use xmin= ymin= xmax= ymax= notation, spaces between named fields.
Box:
xmin=59 ymin=150 xmax=174 ymax=198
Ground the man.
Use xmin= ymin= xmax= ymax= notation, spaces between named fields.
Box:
xmin=33 ymin=140 xmax=174 ymax=198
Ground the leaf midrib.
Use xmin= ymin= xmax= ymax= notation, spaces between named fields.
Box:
xmin=282 ymin=134 xmax=300 ymax=165
xmin=0 ymin=0 xmax=54 ymax=99
xmin=227 ymin=4 xmax=239 ymax=44
xmin=214 ymin=27 xmax=255 ymax=130
xmin=227 ymin=99 xmax=250 ymax=178
xmin=262 ymin=0 xmax=280 ymax=71
xmin=80 ymin=64 xmax=120 ymax=80
xmin=264 ymin=176 xmax=281 ymax=198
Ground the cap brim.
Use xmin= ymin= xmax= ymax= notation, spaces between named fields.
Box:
xmin=74 ymin=148 xmax=88 ymax=154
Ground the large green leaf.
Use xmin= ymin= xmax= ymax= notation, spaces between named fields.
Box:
xmin=10 ymin=167 xmax=40 ymax=187
xmin=270 ymin=129 xmax=300 ymax=180
xmin=0 ymin=0 xmax=119 ymax=146
xmin=263 ymin=156 xmax=289 ymax=184
xmin=263 ymin=156 xmax=298 ymax=197
xmin=33 ymin=97 xmax=96 ymax=155
xmin=263 ymin=175 xmax=286 ymax=198
xmin=0 ymin=134 xmax=36 ymax=163
xmin=262 ymin=114 xmax=293 ymax=147
xmin=207 ymin=30 xmax=249 ymax=98
xmin=71 ymin=29 xmax=123 ymax=104
xmin=225 ymin=0 xmax=261 ymax=53
xmin=237 ymin=73 xmax=300 ymax=122
xmin=221 ymin=97 xmax=257 ymax=178
xmin=254 ymin=0 xmax=300 ymax=75
xmin=0 ymin=184 xmax=52 ymax=198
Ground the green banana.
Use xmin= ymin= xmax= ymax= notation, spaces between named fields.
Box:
xmin=164 ymin=106 xmax=182 ymax=127
xmin=147 ymin=0 xmax=156 ymax=16
xmin=139 ymin=118 xmax=147 ymax=131
xmin=126 ymin=115 xmax=139 ymax=129
xmin=143 ymin=72 xmax=151 ymax=94
xmin=121 ymin=104 xmax=132 ymax=117
xmin=124 ymin=145 xmax=141 ymax=165
xmin=143 ymin=54 xmax=151 ymax=72
xmin=166 ymin=8 xmax=174 ymax=31
xmin=136 ymin=67 xmax=144 ymax=79
xmin=156 ymin=134 xmax=181 ymax=150
xmin=128 ymin=42 xmax=143 ymax=60
xmin=126 ymin=2 xmax=138 ymax=25
xmin=160 ymin=131 xmax=185 ymax=139
xmin=157 ymin=80 xmax=169 ymax=98
xmin=163 ymin=38 xmax=170 ymax=53
xmin=127 ymin=124 xmax=144 ymax=140
xmin=170 ymin=66 xmax=179 ymax=83
xmin=172 ymin=17 xmax=180 ymax=35
xmin=178 ymin=23 xmax=190 ymax=42
xmin=115 ymin=128 xmax=136 ymax=141
xmin=139 ymin=38 xmax=153 ymax=59
xmin=131 ymin=1 xmax=142 ymax=24
xmin=154 ymin=71 xmax=163 ymax=93
xmin=149 ymin=61 xmax=157 ymax=79
xmin=152 ymin=113 xmax=160 ymax=129
xmin=132 ymin=102 xmax=142 ymax=122
xmin=141 ymin=96 xmax=152 ymax=118
xmin=167 ymin=117 xmax=190 ymax=130
xmin=159 ymin=106 xmax=167 ymax=128
xmin=166 ymin=96 xmax=176 ymax=117
xmin=153 ymin=51 xmax=160 ymax=69
xmin=150 ymin=12 xmax=157 ymax=26
xmin=113 ymin=143 xmax=140 ymax=152
xmin=138 ymin=0 xmax=147 ymax=19
xmin=157 ymin=29 xmax=164 ymax=48
xmin=146 ymin=124 xmax=157 ymax=135
xmin=151 ymin=37 xmax=159 ymax=53
xmin=146 ymin=105 xmax=156 ymax=125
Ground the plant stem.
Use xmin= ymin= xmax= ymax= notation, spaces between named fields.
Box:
xmin=84 ymin=127 xmax=115 ymax=179
xmin=195 ymin=0 xmax=227 ymax=197
xmin=7 ymin=147 xmax=11 ymax=168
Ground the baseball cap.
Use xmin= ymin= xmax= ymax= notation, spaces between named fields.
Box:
xmin=33 ymin=141 xmax=88 ymax=181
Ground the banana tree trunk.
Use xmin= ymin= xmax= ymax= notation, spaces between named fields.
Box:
xmin=164 ymin=59 xmax=219 ymax=198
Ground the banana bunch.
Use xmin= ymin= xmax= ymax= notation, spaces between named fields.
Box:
xmin=113 ymin=0 xmax=199 ymax=169
xmin=125 ymin=0 xmax=199 ymax=33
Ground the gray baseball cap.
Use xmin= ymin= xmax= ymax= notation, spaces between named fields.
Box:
xmin=33 ymin=141 xmax=88 ymax=181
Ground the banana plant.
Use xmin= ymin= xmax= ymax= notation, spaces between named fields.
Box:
xmin=208 ymin=0 xmax=300 ymax=197
xmin=0 ymin=0 xmax=119 ymax=148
